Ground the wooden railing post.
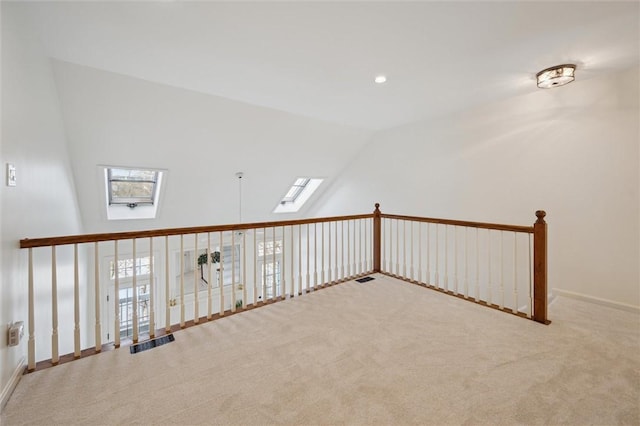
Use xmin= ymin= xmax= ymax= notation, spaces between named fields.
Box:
xmin=373 ymin=203 xmax=381 ymax=272
xmin=533 ymin=210 xmax=548 ymax=324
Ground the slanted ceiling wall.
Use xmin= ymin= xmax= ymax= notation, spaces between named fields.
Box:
xmin=311 ymin=67 xmax=640 ymax=309
xmin=52 ymin=60 xmax=373 ymax=233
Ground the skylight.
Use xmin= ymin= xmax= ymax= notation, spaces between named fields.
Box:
xmin=103 ymin=166 xmax=165 ymax=220
xmin=274 ymin=178 xmax=323 ymax=213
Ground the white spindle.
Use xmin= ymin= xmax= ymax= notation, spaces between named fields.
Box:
xmin=231 ymin=230 xmax=236 ymax=310
xmin=254 ymin=230 xmax=258 ymax=304
xmin=298 ymin=224 xmax=303 ymax=294
xmin=280 ymin=226 xmax=285 ymax=298
xmin=51 ymin=246 xmax=59 ymax=365
xmin=73 ymin=244 xmax=81 ymax=358
xmin=500 ymin=231 xmax=505 ymax=310
xmin=94 ymin=242 xmax=101 ymax=352
xmin=132 ymin=238 xmax=138 ymax=342
xmin=434 ymin=225 xmax=439 ymax=287
xmin=263 ymin=227 xmax=267 ymax=301
xmin=513 ymin=232 xmax=518 ymax=313
xmin=464 ymin=228 xmax=469 ymax=299
xmin=243 ymin=231 xmax=247 ymax=307
xmin=219 ymin=231 xmax=225 ymax=315
xmin=28 ymin=248 xmax=35 ymax=370
xmin=207 ymin=233 xmax=212 ymax=319
xmin=149 ymin=237 xmax=155 ymax=338
xmin=528 ymin=233 xmax=533 ymax=318
xmin=487 ymin=229 xmax=492 ymax=305
xmin=418 ymin=223 xmax=422 ymax=283
xmin=272 ymin=227 xmax=277 ymax=297
xmin=179 ymin=235 xmax=185 ymax=326
xmin=403 ymin=220 xmax=407 ymax=278
xmin=328 ymin=222 xmax=332 ymax=283
xmin=410 ymin=221 xmax=414 ymax=281
xmin=475 ymin=228 xmax=480 ymax=301
xmin=347 ymin=220 xmax=351 ymax=278
xmin=395 ymin=219 xmax=400 ymax=276
xmin=314 ymin=223 xmax=318 ymax=289
xmin=426 ymin=223 xmax=431 ymax=285
xmin=444 ymin=226 xmax=449 ymax=292
xmin=165 ymin=236 xmax=170 ymax=332
xmin=114 ymin=241 xmax=120 ymax=348
xmin=335 ymin=220 xmax=340 ymax=282
xmin=195 ymin=234 xmax=200 ymax=321
xmin=306 ymin=224 xmax=311 ymax=292
xmin=290 ymin=225 xmax=295 ymax=295
xmin=453 ymin=226 xmax=458 ymax=295
xmin=321 ymin=222 xmax=325 ymax=285
xmin=382 ymin=218 xmax=386 ymax=272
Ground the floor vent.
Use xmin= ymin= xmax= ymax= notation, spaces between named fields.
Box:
xmin=130 ymin=334 xmax=175 ymax=354
xmin=355 ymin=276 xmax=375 ymax=283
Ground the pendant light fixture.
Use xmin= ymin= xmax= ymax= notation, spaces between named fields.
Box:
xmin=536 ymin=64 xmax=576 ymax=89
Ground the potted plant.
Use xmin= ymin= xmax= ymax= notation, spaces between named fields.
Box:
xmin=197 ymin=251 xmax=220 ymax=284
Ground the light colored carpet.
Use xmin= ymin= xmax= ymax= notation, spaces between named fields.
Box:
xmin=3 ymin=274 xmax=639 ymax=425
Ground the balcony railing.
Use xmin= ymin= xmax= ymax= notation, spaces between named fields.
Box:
xmin=19 ymin=204 xmax=548 ymax=372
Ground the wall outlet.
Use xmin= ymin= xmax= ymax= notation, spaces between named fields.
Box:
xmin=8 ymin=321 xmax=23 ymax=347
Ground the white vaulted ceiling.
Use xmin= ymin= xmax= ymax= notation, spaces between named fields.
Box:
xmin=23 ymin=1 xmax=640 ymax=131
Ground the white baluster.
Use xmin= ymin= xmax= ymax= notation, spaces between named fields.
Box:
xmin=347 ymin=220 xmax=351 ymax=278
xmin=280 ymin=226 xmax=285 ymax=298
xmin=500 ymin=230 xmax=505 ymax=310
xmin=231 ymin=231 xmax=236 ymax=310
xmin=28 ymin=248 xmax=35 ymax=371
xmin=453 ymin=226 xmax=458 ymax=295
xmin=74 ymin=244 xmax=81 ymax=358
xmin=263 ymin=228 xmax=267 ymax=301
xmin=403 ymin=220 xmax=407 ymax=278
xmin=306 ymin=223 xmax=311 ymax=293
xmin=149 ymin=237 xmax=155 ymax=338
xmin=290 ymin=225 xmax=295 ymax=295
xmin=381 ymin=218 xmax=386 ymax=272
xmin=272 ymin=226 xmax=277 ymax=297
xmin=475 ymin=228 xmax=480 ymax=301
xmin=395 ymin=219 xmax=400 ymax=276
xmin=195 ymin=234 xmax=200 ymax=321
xmin=133 ymin=238 xmax=138 ymax=342
xmin=410 ymin=221 xmax=414 ymax=281
xmin=464 ymin=228 xmax=469 ymax=299
xmin=179 ymin=235 xmax=185 ymax=326
xmin=314 ymin=223 xmax=318 ymax=289
xmin=341 ymin=221 xmax=346 ymax=281
xmin=94 ymin=242 xmax=101 ymax=352
xmin=207 ymin=233 xmax=212 ymax=319
xmin=299 ymin=224 xmax=303 ymax=294
xmin=219 ymin=231 xmax=225 ymax=315
xmin=328 ymin=222 xmax=332 ymax=284
xmin=444 ymin=225 xmax=449 ymax=292
xmin=321 ymin=222 xmax=325 ymax=285
xmin=417 ymin=223 xmax=423 ymax=283
xmin=51 ymin=246 xmax=59 ymax=365
xmin=114 ymin=241 xmax=120 ymax=348
xmin=487 ymin=229 xmax=492 ymax=305
xmin=243 ymin=231 xmax=247 ymax=306
xmin=426 ymin=223 xmax=431 ymax=285
xmin=165 ymin=236 xmax=171 ymax=332
xmin=513 ymin=232 xmax=518 ymax=313
xmin=335 ymin=220 xmax=339 ymax=282
xmin=434 ymin=225 xmax=439 ymax=288
xmin=528 ymin=233 xmax=533 ymax=318
xmin=254 ymin=229 xmax=258 ymax=305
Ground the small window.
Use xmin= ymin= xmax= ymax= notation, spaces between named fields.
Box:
xmin=274 ymin=178 xmax=323 ymax=213
xmin=108 ymin=168 xmax=158 ymax=208
xmin=102 ymin=166 xmax=165 ymax=220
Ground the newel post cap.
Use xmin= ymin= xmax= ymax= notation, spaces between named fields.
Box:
xmin=374 ymin=203 xmax=381 ymax=214
xmin=535 ymin=210 xmax=547 ymax=224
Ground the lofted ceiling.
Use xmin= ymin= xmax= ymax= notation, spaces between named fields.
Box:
xmin=21 ymin=1 xmax=640 ymax=131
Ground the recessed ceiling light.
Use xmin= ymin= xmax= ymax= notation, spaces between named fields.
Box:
xmin=536 ymin=64 xmax=576 ymax=89
xmin=374 ymin=75 xmax=387 ymax=84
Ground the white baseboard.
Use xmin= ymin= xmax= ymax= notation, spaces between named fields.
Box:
xmin=0 ymin=357 xmax=24 ymax=412
xmin=553 ymin=288 xmax=640 ymax=314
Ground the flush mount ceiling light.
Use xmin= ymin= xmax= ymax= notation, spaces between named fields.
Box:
xmin=536 ymin=64 xmax=576 ymax=89
xmin=374 ymin=75 xmax=387 ymax=84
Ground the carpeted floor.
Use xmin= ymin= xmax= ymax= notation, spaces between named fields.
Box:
xmin=3 ymin=274 xmax=639 ymax=425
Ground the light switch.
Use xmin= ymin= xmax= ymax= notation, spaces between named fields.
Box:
xmin=6 ymin=163 xmax=16 ymax=187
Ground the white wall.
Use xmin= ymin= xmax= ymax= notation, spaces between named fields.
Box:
xmin=51 ymin=60 xmax=373 ymax=234
xmin=1 ymin=3 xmax=84 ymax=394
xmin=313 ymin=67 xmax=640 ymax=309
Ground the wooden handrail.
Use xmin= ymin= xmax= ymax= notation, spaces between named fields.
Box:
xmin=380 ymin=213 xmax=534 ymax=234
xmin=20 ymin=213 xmax=374 ymax=249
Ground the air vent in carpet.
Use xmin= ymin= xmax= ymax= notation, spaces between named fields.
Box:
xmin=130 ymin=334 xmax=175 ymax=354
xmin=355 ymin=276 xmax=375 ymax=283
